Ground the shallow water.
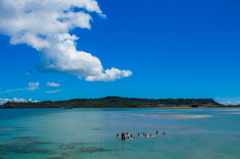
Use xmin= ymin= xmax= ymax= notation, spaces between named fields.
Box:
xmin=0 ymin=108 xmax=240 ymax=159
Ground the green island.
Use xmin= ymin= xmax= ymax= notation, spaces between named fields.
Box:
xmin=1 ymin=96 xmax=237 ymax=109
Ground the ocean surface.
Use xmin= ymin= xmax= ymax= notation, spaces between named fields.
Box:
xmin=0 ymin=108 xmax=240 ymax=159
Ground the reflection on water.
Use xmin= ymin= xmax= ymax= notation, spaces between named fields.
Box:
xmin=0 ymin=108 xmax=240 ymax=159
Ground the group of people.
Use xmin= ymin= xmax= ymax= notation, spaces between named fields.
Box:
xmin=117 ymin=130 xmax=166 ymax=140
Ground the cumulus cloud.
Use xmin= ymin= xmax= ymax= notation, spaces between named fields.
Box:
xmin=0 ymin=98 xmax=38 ymax=105
xmin=0 ymin=98 xmax=26 ymax=105
xmin=0 ymin=0 xmax=132 ymax=81
xmin=46 ymin=90 xmax=64 ymax=93
xmin=85 ymin=67 xmax=133 ymax=81
xmin=26 ymin=82 xmax=39 ymax=90
xmin=47 ymin=82 xmax=60 ymax=87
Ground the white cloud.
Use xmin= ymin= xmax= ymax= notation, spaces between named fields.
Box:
xmin=215 ymin=97 xmax=240 ymax=105
xmin=220 ymin=101 xmax=240 ymax=105
xmin=26 ymin=82 xmax=39 ymax=90
xmin=47 ymin=82 xmax=60 ymax=87
xmin=0 ymin=0 xmax=132 ymax=81
xmin=84 ymin=67 xmax=133 ymax=81
xmin=0 ymin=82 xmax=40 ymax=93
xmin=0 ymin=98 xmax=26 ymax=105
xmin=0 ymin=97 xmax=39 ymax=105
xmin=0 ymin=88 xmax=24 ymax=94
xmin=46 ymin=90 xmax=64 ymax=93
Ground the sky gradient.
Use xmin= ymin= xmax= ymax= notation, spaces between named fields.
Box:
xmin=0 ymin=0 xmax=240 ymax=104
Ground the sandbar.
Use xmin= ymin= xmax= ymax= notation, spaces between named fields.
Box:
xmin=128 ymin=114 xmax=212 ymax=119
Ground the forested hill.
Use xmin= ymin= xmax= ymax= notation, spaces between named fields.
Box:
xmin=1 ymin=96 xmax=221 ymax=108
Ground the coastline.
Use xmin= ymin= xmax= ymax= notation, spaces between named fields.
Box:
xmin=0 ymin=106 xmax=240 ymax=109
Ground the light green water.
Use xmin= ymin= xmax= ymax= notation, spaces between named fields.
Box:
xmin=0 ymin=108 xmax=240 ymax=159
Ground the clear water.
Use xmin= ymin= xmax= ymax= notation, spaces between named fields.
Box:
xmin=0 ymin=108 xmax=240 ymax=159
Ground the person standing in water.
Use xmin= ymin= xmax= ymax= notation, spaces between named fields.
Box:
xmin=117 ymin=133 xmax=119 ymax=137
xmin=156 ymin=130 xmax=158 ymax=135
xmin=121 ymin=133 xmax=126 ymax=140
xmin=150 ymin=133 xmax=152 ymax=137
xmin=138 ymin=132 xmax=140 ymax=137
xmin=163 ymin=131 xmax=166 ymax=135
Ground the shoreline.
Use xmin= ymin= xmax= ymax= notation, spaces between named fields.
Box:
xmin=0 ymin=106 xmax=240 ymax=109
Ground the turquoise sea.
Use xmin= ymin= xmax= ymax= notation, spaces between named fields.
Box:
xmin=0 ymin=108 xmax=240 ymax=159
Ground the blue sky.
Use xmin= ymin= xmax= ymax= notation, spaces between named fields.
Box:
xmin=0 ymin=0 xmax=240 ymax=104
